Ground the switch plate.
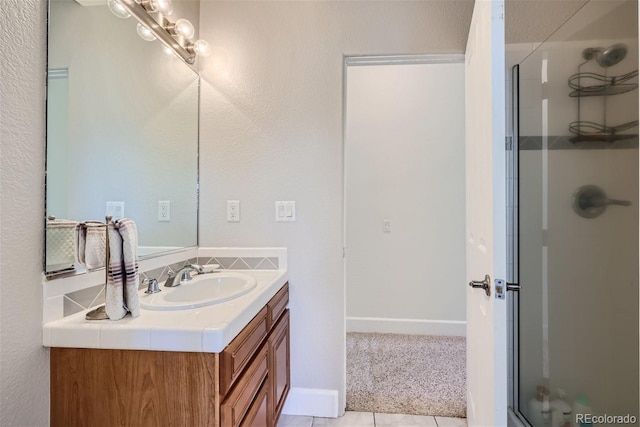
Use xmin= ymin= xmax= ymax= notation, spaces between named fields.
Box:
xmin=158 ymin=201 xmax=171 ymax=221
xmin=227 ymin=200 xmax=240 ymax=222
xmin=106 ymin=201 xmax=125 ymax=219
xmin=383 ymin=219 xmax=391 ymax=233
xmin=275 ymin=201 xmax=296 ymax=222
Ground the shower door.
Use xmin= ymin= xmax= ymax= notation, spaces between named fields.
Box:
xmin=514 ymin=1 xmax=639 ymax=425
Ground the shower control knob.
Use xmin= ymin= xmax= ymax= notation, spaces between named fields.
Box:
xmin=572 ymin=185 xmax=631 ymax=218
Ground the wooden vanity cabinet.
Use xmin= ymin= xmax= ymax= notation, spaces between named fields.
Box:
xmin=221 ymin=283 xmax=290 ymax=427
xmin=220 ymin=306 xmax=269 ymax=397
xmin=269 ymin=309 xmax=290 ymax=427
xmin=221 ymin=345 xmax=269 ymax=427
xmin=50 ymin=282 xmax=290 ymax=427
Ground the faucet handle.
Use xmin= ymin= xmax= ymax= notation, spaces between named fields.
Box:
xmin=187 ymin=264 xmax=204 ymax=274
xmin=144 ymin=278 xmax=161 ymax=294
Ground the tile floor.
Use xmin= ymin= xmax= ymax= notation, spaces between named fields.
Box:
xmin=278 ymin=411 xmax=467 ymax=427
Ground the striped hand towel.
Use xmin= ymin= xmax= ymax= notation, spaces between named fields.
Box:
xmin=105 ymin=219 xmax=140 ymax=320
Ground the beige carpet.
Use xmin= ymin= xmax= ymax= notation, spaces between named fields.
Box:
xmin=346 ymin=332 xmax=466 ymax=418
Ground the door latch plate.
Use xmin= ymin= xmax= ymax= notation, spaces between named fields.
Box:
xmin=495 ymin=279 xmax=506 ymax=300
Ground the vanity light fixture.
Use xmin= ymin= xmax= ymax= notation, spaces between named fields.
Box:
xmin=189 ymin=39 xmax=211 ymax=57
xmin=165 ymin=18 xmax=195 ymax=39
xmin=138 ymin=0 xmax=172 ymax=15
xmin=109 ymin=0 xmax=209 ymax=64
xmin=136 ymin=23 xmax=156 ymax=41
xmin=107 ymin=0 xmax=131 ymax=19
xmin=155 ymin=0 xmax=173 ymax=15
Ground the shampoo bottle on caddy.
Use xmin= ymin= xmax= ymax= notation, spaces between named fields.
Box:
xmin=529 ymin=385 xmax=552 ymax=426
xmin=550 ymin=389 xmax=572 ymax=427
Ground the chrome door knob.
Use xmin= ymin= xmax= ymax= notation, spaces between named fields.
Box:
xmin=469 ymin=274 xmax=491 ymax=297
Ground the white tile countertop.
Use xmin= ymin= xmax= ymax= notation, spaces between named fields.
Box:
xmin=42 ymin=270 xmax=288 ymax=353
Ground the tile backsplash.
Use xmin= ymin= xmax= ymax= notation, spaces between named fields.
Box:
xmin=45 ymin=248 xmax=286 ymax=321
xmin=519 ymin=134 xmax=639 ymax=150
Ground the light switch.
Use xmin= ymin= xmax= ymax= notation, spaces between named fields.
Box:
xmin=106 ymin=201 xmax=125 ymax=219
xmin=227 ymin=200 xmax=240 ymax=222
xmin=275 ymin=201 xmax=295 ymax=222
xmin=383 ymin=219 xmax=391 ymax=233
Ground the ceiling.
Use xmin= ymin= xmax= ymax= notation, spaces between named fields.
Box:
xmin=505 ymin=0 xmax=588 ymax=44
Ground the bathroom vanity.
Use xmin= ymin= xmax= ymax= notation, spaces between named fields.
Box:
xmin=46 ymin=271 xmax=289 ymax=427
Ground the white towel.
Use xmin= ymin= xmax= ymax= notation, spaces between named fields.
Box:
xmin=105 ymin=219 xmax=140 ymax=320
xmin=73 ymin=221 xmax=106 ymax=269
xmin=46 ymin=218 xmax=78 ymax=267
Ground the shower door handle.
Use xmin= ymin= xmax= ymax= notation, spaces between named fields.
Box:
xmin=469 ymin=274 xmax=491 ymax=296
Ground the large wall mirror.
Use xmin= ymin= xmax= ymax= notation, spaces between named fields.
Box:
xmin=46 ymin=0 xmax=199 ymax=276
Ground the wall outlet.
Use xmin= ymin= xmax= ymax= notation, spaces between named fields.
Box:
xmin=158 ymin=200 xmax=171 ymax=222
xmin=227 ymin=200 xmax=240 ymax=222
xmin=106 ymin=201 xmax=125 ymax=219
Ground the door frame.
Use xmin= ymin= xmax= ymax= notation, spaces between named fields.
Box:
xmin=341 ymin=53 xmax=467 ymax=413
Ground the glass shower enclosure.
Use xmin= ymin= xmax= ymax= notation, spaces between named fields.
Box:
xmin=512 ymin=0 xmax=639 ymax=425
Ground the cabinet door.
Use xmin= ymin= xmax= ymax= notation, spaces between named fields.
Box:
xmin=269 ymin=309 xmax=290 ymax=426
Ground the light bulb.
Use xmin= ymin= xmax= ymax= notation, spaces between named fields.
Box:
xmin=136 ymin=23 xmax=156 ymax=41
xmin=193 ymin=40 xmax=211 ymax=57
xmin=107 ymin=0 xmax=130 ymax=19
xmin=174 ymin=19 xmax=195 ymax=39
xmin=156 ymin=0 xmax=173 ymax=15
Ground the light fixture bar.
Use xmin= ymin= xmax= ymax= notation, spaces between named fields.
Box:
xmin=118 ymin=0 xmax=196 ymax=64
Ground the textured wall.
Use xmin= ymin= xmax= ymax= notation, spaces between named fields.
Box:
xmin=345 ymin=63 xmax=466 ymax=324
xmin=198 ymin=0 xmax=474 ymax=411
xmin=0 ymin=0 xmax=49 ymax=425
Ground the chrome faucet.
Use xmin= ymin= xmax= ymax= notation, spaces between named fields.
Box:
xmin=164 ymin=264 xmax=202 ymax=287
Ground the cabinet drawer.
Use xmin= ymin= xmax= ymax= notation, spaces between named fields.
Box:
xmin=267 ymin=283 xmax=289 ymax=327
xmin=239 ymin=377 xmax=268 ymax=427
xmin=221 ymin=345 xmax=268 ymax=427
xmin=221 ymin=307 xmax=268 ymax=396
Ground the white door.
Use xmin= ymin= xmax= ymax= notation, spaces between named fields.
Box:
xmin=465 ymin=1 xmax=507 ymax=426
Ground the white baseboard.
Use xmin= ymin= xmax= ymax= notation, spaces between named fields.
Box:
xmin=346 ymin=316 xmax=466 ymax=337
xmin=281 ymin=387 xmax=340 ymax=418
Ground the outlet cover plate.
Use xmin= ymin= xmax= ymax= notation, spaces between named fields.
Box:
xmin=227 ymin=200 xmax=240 ymax=222
xmin=158 ymin=200 xmax=171 ymax=222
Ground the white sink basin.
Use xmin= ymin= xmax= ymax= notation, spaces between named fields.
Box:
xmin=140 ymin=272 xmax=257 ymax=311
